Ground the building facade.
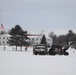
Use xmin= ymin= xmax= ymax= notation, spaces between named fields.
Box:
xmin=0 ymin=33 xmax=52 ymax=46
xmin=29 ymin=34 xmax=52 ymax=46
xmin=0 ymin=34 xmax=11 ymax=45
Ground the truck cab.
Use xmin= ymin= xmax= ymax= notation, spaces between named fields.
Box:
xmin=33 ymin=44 xmax=47 ymax=55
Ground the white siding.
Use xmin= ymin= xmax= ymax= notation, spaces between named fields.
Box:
xmin=0 ymin=34 xmax=11 ymax=45
xmin=29 ymin=35 xmax=52 ymax=46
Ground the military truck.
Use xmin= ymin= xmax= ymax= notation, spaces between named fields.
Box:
xmin=49 ymin=45 xmax=69 ymax=55
xmin=33 ymin=44 xmax=47 ymax=55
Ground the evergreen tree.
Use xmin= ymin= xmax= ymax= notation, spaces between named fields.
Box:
xmin=8 ymin=25 xmax=29 ymax=51
xmin=40 ymin=34 xmax=47 ymax=46
xmin=57 ymin=35 xmax=68 ymax=47
xmin=48 ymin=32 xmax=57 ymax=45
xmin=66 ymin=30 xmax=75 ymax=46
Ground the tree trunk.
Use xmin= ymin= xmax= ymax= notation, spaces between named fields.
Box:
xmin=20 ymin=46 xmax=22 ymax=51
xmin=25 ymin=46 xmax=27 ymax=51
xmin=4 ymin=45 xmax=6 ymax=51
xmin=15 ymin=46 xmax=17 ymax=51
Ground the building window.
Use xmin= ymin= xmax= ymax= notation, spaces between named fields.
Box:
xmin=3 ymin=41 xmax=4 ymax=43
xmin=32 ymin=38 xmax=34 ymax=40
xmin=36 ymin=42 xmax=38 ymax=44
xmin=36 ymin=39 xmax=38 ymax=40
xmin=3 ymin=37 xmax=5 ymax=39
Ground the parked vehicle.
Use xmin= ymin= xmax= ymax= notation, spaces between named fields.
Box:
xmin=33 ymin=44 xmax=47 ymax=55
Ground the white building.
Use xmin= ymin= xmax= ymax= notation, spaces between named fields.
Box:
xmin=0 ymin=34 xmax=11 ymax=45
xmin=0 ymin=33 xmax=52 ymax=46
xmin=29 ymin=34 xmax=52 ymax=46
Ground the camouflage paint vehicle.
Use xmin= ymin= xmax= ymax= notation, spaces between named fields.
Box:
xmin=49 ymin=45 xmax=69 ymax=55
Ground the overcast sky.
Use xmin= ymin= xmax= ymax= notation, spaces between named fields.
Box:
xmin=0 ymin=0 xmax=76 ymax=35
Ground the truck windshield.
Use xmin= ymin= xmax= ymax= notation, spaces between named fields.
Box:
xmin=36 ymin=46 xmax=45 ymax=49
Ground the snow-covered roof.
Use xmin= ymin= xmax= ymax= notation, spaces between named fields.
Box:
xmin=28 ymin=36 xmax=39 ymax=38
xmin=45 ymin=35 xmax=52 ymax=39
xmin=28 ymin=34 xmax=52 ymax=39
xmin=0 ymin=34 xmax=11 ymax=37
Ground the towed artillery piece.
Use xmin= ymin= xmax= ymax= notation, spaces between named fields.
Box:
xmin=49 ymin=45 xmax=69 ymax=55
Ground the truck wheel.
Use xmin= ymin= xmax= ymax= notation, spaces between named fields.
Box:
xmin=49 ymin=50 xmax=52 ymax=55
xmin=64 ymin=52 xmax=69 ymax=55
xmin=34 ymin=52 xmax=38 ymax=55
xmin=39 ymin=52 xmax=42 ymax=55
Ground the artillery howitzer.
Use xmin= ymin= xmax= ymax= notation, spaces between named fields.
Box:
xmin=49 ymin=45 xmax=69 ymax=55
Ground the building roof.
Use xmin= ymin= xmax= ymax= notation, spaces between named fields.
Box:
xmin=0 ymin=34 xmax=11 ymax=37
xmin=28 ymin=35 xmax=39 ymax=38
xmin=28 ymin=34 xmax=52 ymax=39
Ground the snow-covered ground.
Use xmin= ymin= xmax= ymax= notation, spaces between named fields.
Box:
xmin=0 ymin=46 xmax=76 ymax=75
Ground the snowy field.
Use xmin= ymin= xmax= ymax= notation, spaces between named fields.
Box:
xmin=0 ymin=46 xmax=76 ymax=75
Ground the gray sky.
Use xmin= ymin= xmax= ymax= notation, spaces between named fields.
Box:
xmin=0 ymin=0 xmax=76 ymax=35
